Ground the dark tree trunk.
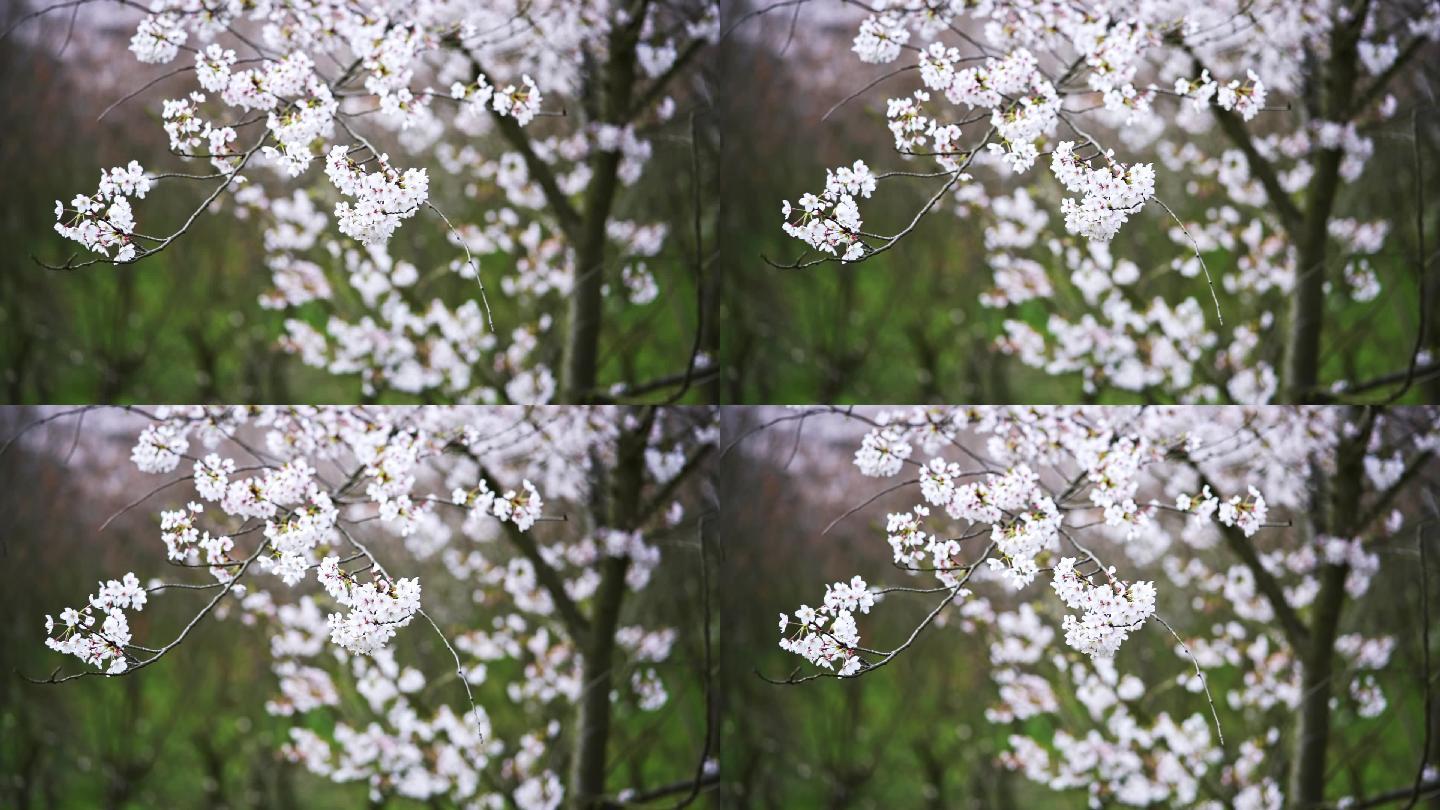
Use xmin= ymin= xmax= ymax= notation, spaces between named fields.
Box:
xmin=560 ymin=9 xmax=645 ymax=402
xmin=569 ymin=414 xmax=646 ymax=807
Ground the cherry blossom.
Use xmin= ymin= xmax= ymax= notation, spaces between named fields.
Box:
xmin=30 ymin=0 xmax=720 ymax=403
xmin=34 ymin=405 xmax=718 ymax=807
xmin=773 ymin=0 xmax=1439 ymax=403
xmin=757 ymin=405 xmax=1438 ymax=809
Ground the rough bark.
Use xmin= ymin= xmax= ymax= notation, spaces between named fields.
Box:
xmin=569 ymin=554 xmax=631 ymax=808
xmin=561 ymin=10 xmax=645 ymax=403
xmin=1287 ymin=410 xmax=1371 ymax=808
xmin=569 ymin=415 xmax=647 ymax=808
xmin=1281 ymin=5 xmax=1365 ymax=402
xmin=1288 ymin=561 xmax=1347 ymax=809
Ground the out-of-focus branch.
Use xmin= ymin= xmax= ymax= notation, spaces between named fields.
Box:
xmin=477 ymin=465 xmax=592 ymax=647
xmin=1193 ymin=468 xmax=1310 ymax=651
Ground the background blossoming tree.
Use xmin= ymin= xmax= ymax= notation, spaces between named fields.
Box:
xmin=8 ymin=405 xmax=718 ymax=809
xmin=10 ymin=0 xmax=718 ymax=404
xmin=749 ymin=0 xmax=1439 ymax=404
xmin=732 ymin=405 xmax=1439 ymax=809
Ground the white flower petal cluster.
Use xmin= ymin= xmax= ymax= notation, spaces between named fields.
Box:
xmin=783 ymin=407 xmax=1314 ymax=681
xmin=630 ymin=668 xmax=669 ymax=710
xmin=853 ymin=14 xmax=909 ymax=64
xmin=776 ymin=0 xmax=1421 ymax=419
xmin=1051 ymin=558 xmax=1157 ymax=658
xmin=1050 ymin=142 xmax=1156 ymax=241
xmin=54 ymin=161 xmax=151 ymax=262
xmin=263 ymin=78 xmax=339 ymax=176
xmin=50 ymin=0 xmax=712 ymax=402
xmin=492 ymin=76 xmax=544 ymax=127
xmin=453 ymin=478 xmax=544 ymax=532
xmin=637 ymin=42 xmax=677 ymax=78
xmin=43 ymin=572 xmax=148 ymax=674
xmin=854 ymin=424 xmax=911 ymax=476
xmin=130 ymin=14 xmax=186 ymax=64
xmin=987 ymin=497 xmax=1061 ymax=589
xmin=1174 ymin=67 xmax=1265 ymax=120
xmin=131 ymin=421 xmax=188 ymax=472
xmin=781 ymin=161 xmax=877 ymax=262
xmin=493 ymin=479 xmax=544 ymax=531
xmin=622 ymin=263 xmax=659 ymax=304
xmin=778 ymin=575 xmax=873 ymax=677
xmin=262 ymin=485 xmax=340 ymax=586
xmin=195 ymin=44 xmax=237 ymax=93
xmin=1175 ymin=484 xmax=1268 ymax=537
xmin=317 ymin=556 xmax=423 ymax=655
xmin=928 ymin=49 xmax=1059 ymax=173
xmin=325 ymin=147 xmax=430 ymax=246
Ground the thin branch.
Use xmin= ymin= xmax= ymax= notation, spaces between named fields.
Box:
xmin=477 ymin=466 xmax=592 ymax=646
xmin=1152 ymin=613 xmax=1225 ymax=749
xmin=426 ymin=200 xmax=495 ymax=333
xmin=1385 ymin=107 xmax=1431 ymax=405
xmin=666 ymin=516 xmax=716 ymax=809
xmin=419 ymin=608 xmax=489 ymax=743
xmin=761 ymin=541 xmax=994 ymax=685
xmin=25 ymin=538 xmax=268 ymax=685
xmin=821 ymin=64 xmax=919 ymax=122
xmin=1193 ymin=469 xmax=1309 ymax=651
xmin=1405 ymin=511 xmax=1436 ymax=810
xmin=822 ymin=478 xmax=918 ymax=535
xmin=1153 ymin=195 xmax=1224 ymax=325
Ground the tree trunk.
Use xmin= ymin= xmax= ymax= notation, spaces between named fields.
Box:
xmin=569 ymin=414 xmax=647 ymax=807
xmin=1288 ymin=561 xmax=1347 ymax=808
xmin=1288 ymin=411 xmax=1370 ymax=808
xmin=560 ymin=11 xmax=644 ymax=402
xmin=569 ymin=555 xmax=630 ymax=808
xmin=1281 ymin=4 xmax=1365 ymax=402
xmin=562 ymin=153 xmax=623 ymax=403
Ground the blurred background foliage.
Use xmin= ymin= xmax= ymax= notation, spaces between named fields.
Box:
xmin=719 ymin=408 xmax=1440 ymax=808
xmin=718 ymin=2 xmax=1440 ymax=404
xmin=4 ymin=0 xmax=1437 ymax=405
xmin=0 ymin=409 xmax=717 ymax=808
xmin=0 ymin=5 xmax=715 ymax=404
xmin=0 ymin=8 xmax=313 ymax=403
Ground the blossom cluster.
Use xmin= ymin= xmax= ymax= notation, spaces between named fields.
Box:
xmin=324 ymin=148 xmax=430 ymax=246
xmin=1050 ymin=558 xmax=1157 ymax=658
xmin=43 ymin=573 xmax=149 ymax=674
xmin=53 ymin=162 xmax=152 ymax=262
xmin=1175 ymin=485 xmax=1269 ymax=537
xmin=1174 ymin=69 xmax=1269 ymax=121
xmin=452 ymin=478 xmax=545 ymax=532
xmin=38 ymin=405 xmax=716 ymax=808
xmin=778 ymin=575 xmax=874 ymax=676
xmin=774 ymin=0 xmax=1439 ymax=402
xmin=784 ymin=406 xmax=1305 ymax=665
xmin=451 ymin=74 xmax=545 ymax=127
xmin=781 ymin=161 xmax=877 ymax=261
xmin=162 ymin=93 xmax=239 ymax=170
xmin=1050 ymin=143 xmax=1157 ymax=242
xmin=770 ymin=406 xmax=1437 ymax=809
xmin=45 ymin=0 xmax=715 ymax=403
xmin=317 ymin=556 xmax=423 ymax=655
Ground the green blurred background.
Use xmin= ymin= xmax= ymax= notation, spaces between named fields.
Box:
xmin=0 ymin=5 xmax=715 ymax=404
xmin=717 ymin=4 xmax=1440 ymax=404
xmin=720 ymin=408 xmax=1440 ymax=808
xmin=0 ymin=409 xmax=717 ymax=808
xmin=2 ymin=2 xmax=1436 ymax=405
